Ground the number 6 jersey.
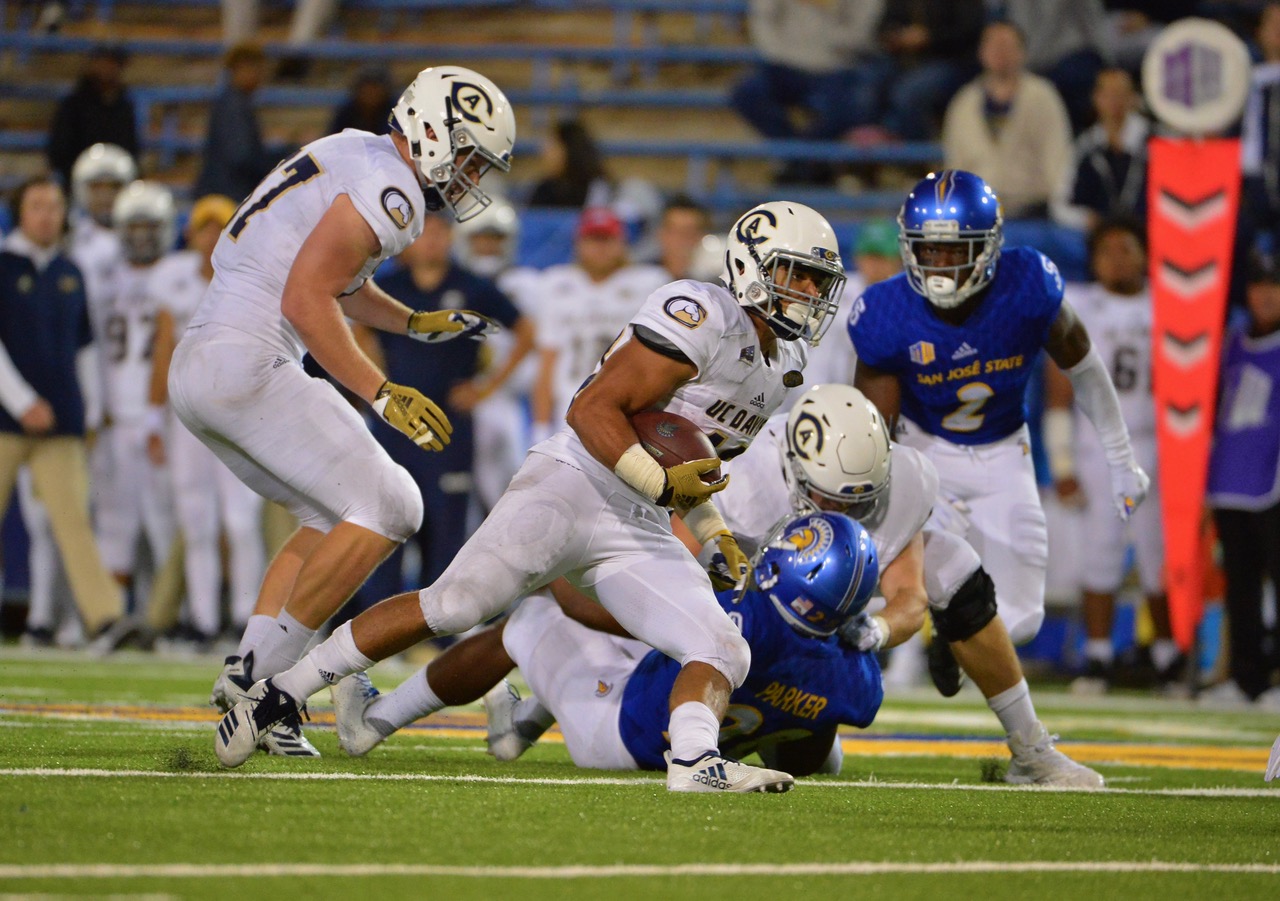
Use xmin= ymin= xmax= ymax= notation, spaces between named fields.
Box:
xmin=189 ymin=130 xmax=427 ymax=361
xmin=847 ymin=246 xmax=1064 ymax=444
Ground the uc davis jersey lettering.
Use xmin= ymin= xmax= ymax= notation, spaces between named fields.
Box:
xmin=848 ymin=246 xmax=1064 ymax=445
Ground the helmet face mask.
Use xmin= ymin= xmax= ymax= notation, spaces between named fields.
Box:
xmin=898 ymin=169 xmax=1003 ymax=309
xmin=112 ymin=181 xmax=175 ymax=266
xmin=71 ymin=143 xmax=137 ymax=227
xmin=786 ymin=383 xmax=892 ymax=521
xmin=723 ymin=202 xmax=846 ymax=345
xmin=390 ymin=67 xmax=515 ymax=222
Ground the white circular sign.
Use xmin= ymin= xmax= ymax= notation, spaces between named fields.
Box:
xmin=1142 ymin=17 xmax=1250 ymax=136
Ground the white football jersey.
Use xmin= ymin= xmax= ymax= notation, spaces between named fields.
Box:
xmin=147 ymin=251 xmax=208 ymax=333
xmin=68 ymin=213 xmax=123 ymax=332
xmin=1066 ymin=282 xmax=1155 ymax=437
xmin=534 ymin=262 xmax=669 ymax=423
xmin=717 ymin=416 xmax=937 ymax=565
xmin=190 ymin=130 xmax=426 ymax=360
xmin=537 ymin=279 xmax=807 ymax=472
xmin=102 ymin=263 xmax=163 ymax=423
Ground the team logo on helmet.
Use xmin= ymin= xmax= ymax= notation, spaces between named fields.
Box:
xmin=780 ymin=516 xmax=834 ymax=563
xmin=450 ymin=81 xmax=495 ymax=128
xmin=735 ymin=208 xmax=777 ymax=247
xmin=811 ymin=246 xmax=839 ymax=264
xmin=789 ymin=411 xmax=824 ymax=461
xmin=381 ymin=188 xmax=414 ymax=229
xmin=664 ymin=296 xmax=706 ymax=329
xmin=594 ymin=680 xmax=612 ymax=697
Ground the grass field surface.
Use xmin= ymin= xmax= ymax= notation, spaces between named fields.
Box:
xmin=2 ymin=649 xmax=1278 ymax=900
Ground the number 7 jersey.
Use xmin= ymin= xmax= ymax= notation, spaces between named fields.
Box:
xmin=847 ymin=246 xmax=1064 ymax=444
xmin=190 ymin=130 xmax=427 ymax=361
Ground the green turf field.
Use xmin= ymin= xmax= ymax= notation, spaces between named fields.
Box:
xmin=2 ymin=648 xmax=1279 ymax=900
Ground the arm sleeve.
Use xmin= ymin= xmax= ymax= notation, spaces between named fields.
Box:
xmin=1066 ymin=345 xmax=1134 ymax=466
xmin=0 ymin=338 xmax=38 ymax=420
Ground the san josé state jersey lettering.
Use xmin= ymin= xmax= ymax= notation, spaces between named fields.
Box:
xmin=848 ymin=246 xmax=1064 ymax=444
xmin=617 ymin=590 xmax=882 ymax=769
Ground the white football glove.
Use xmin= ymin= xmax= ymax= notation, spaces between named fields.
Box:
xmin=1109 ymin=461 xmax=1150 ymax=522
xmin=408 ymin=309 xmax=501 ymax=343
xmin=838 ymin=612 xmax=889 ymax=653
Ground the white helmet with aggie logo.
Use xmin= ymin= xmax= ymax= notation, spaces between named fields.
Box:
xmin=786 ymin=383 xmax=891 ymax=519
xmin=722 ymin=201 xmax=846 ymax=346
xmin=390 ymin=66 xmax=515 ymax=222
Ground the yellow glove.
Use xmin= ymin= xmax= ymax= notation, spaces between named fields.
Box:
xmin=371 ymin=381 xmax=452 ymax=451
xmin=708 ymin=530 xmax=749 ymax=592
xmin=407 ymin=309 xmax=500 ymax=343
xmin=658 ymin=457 xmax=729 ymax=509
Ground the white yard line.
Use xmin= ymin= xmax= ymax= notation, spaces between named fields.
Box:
xmin=0 ymin=767 xmax=1276 ymax=798
xmin=1 ymin=861 xmax=1279 ymax=880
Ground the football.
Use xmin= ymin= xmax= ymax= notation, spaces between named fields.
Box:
xmin=630 ymin=409 xmax=721 ymax=482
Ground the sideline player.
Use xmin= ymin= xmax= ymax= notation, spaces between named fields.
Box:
xmin=172 ymin=66 xmax=515 ymax=755
xmin=214 ymin=201 xmax=848 ymax=793
xmin=849 ymin=169 xmax=1148 ymax=648
xmin=339 ymin=511 xmax=882 ymax=776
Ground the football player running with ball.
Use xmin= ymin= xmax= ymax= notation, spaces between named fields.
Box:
xmin=173 ymin=66 xmax=515 ymax=756
xmin=849 ymin=170 xmax=1148 ymax=663
xmin=214 ymin=201 xmax=847 ymax=793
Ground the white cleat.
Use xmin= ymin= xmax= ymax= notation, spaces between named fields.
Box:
xmin=1006 ymin=722 xmax=1104 ymax=789
xmin=483 ymin=679 xmax=533 ymax=762
xmin=260 ymin=718 xmax=321 ymax=758
xmin=665 ymin=751 xmax=794 ymax=794
xmin=210 ymin=652 xmax=254 ymax=713
xmin=214 ymin=678 xmax=302 ymax=768
xmin=331 ymin=672 xmax=384 ymax=757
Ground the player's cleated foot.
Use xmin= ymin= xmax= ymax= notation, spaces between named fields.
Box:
xmin=1005 ymin=722 xmax=1104 ymax=789
xmin=260 ymin=714 xmax=321 ymax=758
xmin=926 ymin=633 xmax=964 ymax=697
xmin=214 ymin=678 xmax=299 ymax=767
xmin=210 ymin=651 xmax=255 ymax=713
xmin=664 ymin=751 xmax=794 ymax=794
xmin=483 ymin=679 xmax=533 ymax=762
xmin=331 ymin=672 xmax=384 ymax=757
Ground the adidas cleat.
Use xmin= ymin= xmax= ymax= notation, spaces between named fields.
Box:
xmin=483 ymin=679 xmax=533 ymax=762
xmin=331 ymin=672 xmax=384 ymax=757
xmin=1005 ymin=722 xmax=1104 ymax=789
xmin=664 ymin=751 xmax=794 ymax=794
xmin=214 ymin=678 xmax=299 ymax=768
xmin=210 ymin=651 xmax=254 ymax=713
xmin=261 ymin=716 xmax=321 ymax=758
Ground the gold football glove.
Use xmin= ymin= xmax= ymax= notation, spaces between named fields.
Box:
xmin=657 ymin=457 xmax=728 ymax=509
xmin=708 ymin=530 xmax=749 ymax=592
xmin=407 ymin=309 xmax=500 ymax=343
xmin=371 ymin=381 xmax=452 ymax=451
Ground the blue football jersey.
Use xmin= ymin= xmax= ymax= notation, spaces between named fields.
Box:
xmin=617 ymin=590 xmax=883 ymax=770
xmin=847 ymin=245 xmax=1064 ymax=445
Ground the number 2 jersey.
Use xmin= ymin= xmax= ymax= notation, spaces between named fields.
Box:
xmin=618 ymin=588 xmax=883 ymax=769
xmin=189 ymin=130 xmax=427 ymax=361
xmin=848 ymin=246 xmax=1064 ymax=444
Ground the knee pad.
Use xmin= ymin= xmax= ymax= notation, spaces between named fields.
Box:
xmin=686 ymin=623 xmax=751 ymax=689
xmin=346 ymin=461 xmax=423 ymax=542
xmin=931 ymin=566 xmax=998 ymax=643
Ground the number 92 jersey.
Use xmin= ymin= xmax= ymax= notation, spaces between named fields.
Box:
xmin=191 ymin=131 xmax=426 ymax=361
xmin=847 ymin=246 xmax=1064 ymax=445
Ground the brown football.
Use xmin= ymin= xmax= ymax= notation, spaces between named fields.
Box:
xmin=630 ymin=409 xmax=721 ymax=482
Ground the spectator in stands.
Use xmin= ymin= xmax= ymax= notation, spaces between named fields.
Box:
xmin=651 ymin=194 xmax=712 ymax=280
xmin=1241 ymin=4 xmax=1280 ymax=261
xmin=1203 ymin=251 xmax=1280 ymax=711
xmin=1000 ymin=0 xmax=1111 ymax=134
xmin=361 ymin=213 xmax=532 ymax=603
xmin=730 ymin=0 xmax=886 ymax=184
xmin=942 ymin=20 xmax=1073 ymax=220
xmin=0 ymin=176 xmax=126 ymax=647
xmin=195 ymin=42 xmax=278 ymax=204
xmin=1054 ymin=68 xmax=1150 ymax=233
xmin=45 ymin=45 xmax=139 ymax=188
xmin=865 ymin=0 xmax=984 ymax=142
xmin=221 ymin=0 xmax=339 ymax=79
xmin=328 ymin=66 xmax=393 ymax=136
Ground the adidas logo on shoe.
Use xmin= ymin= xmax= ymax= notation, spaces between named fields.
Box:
xmin=692 ymin=761 xmax=730 ymax=789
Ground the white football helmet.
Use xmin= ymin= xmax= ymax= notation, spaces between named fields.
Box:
xmin=390 ymin=66 xmax=515 ymax=222
xmin=453 ymin=195 xmax=518 ymax=276
xmin=112 ymin=181 xmax=176 ymax=265
xmin=71 ymin=143 xmax=137 ymax=226
xmin=722 ymin=201 xmax=846 ymax=345
xmin=786 ymin=384 xmax=892 ymax=516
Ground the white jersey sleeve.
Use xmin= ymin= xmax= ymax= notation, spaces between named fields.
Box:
xmin=147 ymin=251 xmax=207 ymax=333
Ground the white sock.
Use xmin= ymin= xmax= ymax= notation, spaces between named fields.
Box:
xmin=1084 ymin=638 xmax=1114 ymax=665
xmin=1151 ymin=639 xmax=1180 ymax=672
xmin=366 ymin=668 xmax=444 ymax=736
xmin=273 ymin=621 xmax=374 ymax=704
xmin=667 ymin=701 xmax=720 ymax=763
xmin=513 ymin=697 xmax=556 ymax=743
xmin=236 ymin=614 xmax=276 ymax=660
xmin=987 ymin=678 xmax=1038 ymax=739
xmin=252 ymin=611 xmax=317 ymax=680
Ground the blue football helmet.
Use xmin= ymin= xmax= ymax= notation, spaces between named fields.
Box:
xmin=752 ymin=511 xmax=879 ymax=638
xmin=898 ymin=169 xmax=1003 ymax=309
